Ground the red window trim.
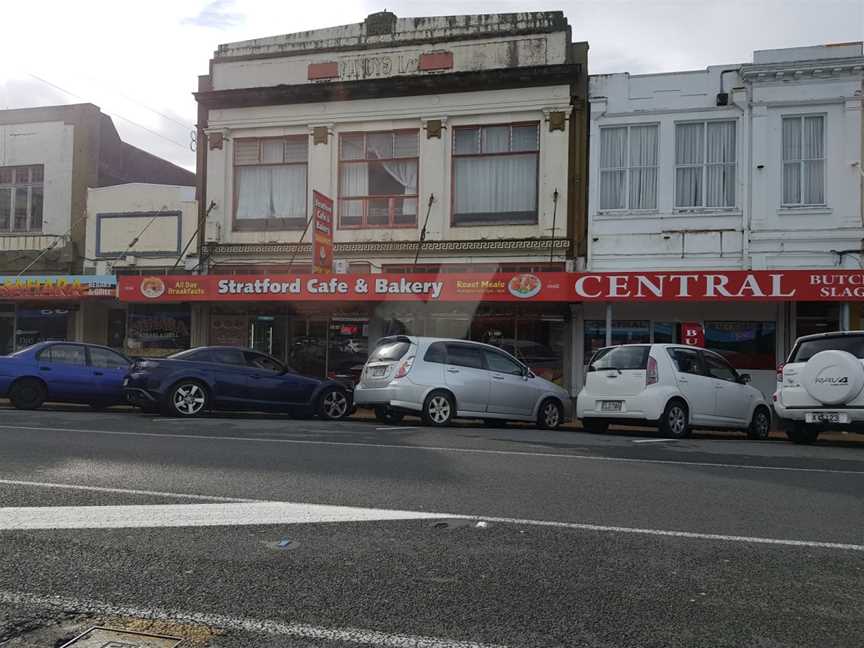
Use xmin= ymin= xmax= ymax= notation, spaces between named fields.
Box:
xmin=338 ymin=129 xmax=420 ymax=230
xmin=450 ymin=122 xmax=541 ymax=228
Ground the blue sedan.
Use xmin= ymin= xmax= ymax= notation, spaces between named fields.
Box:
xmin=124 ymin=346 xmax=352 ymax=420
xmin=0 ymin=342 xmax=131 ymax=410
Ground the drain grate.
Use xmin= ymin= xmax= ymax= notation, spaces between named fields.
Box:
xmin=60 ymin=626 xmax=182 ymax=648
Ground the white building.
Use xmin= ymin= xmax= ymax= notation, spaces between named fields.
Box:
xmin=586 ymin=43 xmax=864 ymax=396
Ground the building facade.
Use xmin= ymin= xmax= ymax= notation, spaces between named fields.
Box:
xmin=0 ymin=104 xmax=194 ymax=353
xmin=586 ymin=43 xmax=864 ymax=396
xmin=178 ymin=11 xmax=589 ymax=388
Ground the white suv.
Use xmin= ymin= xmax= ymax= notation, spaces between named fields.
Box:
xmin=577 ymin=344 xmax=771 ymax=439
xmin=774 ymin=331 xmax=864 ymax=444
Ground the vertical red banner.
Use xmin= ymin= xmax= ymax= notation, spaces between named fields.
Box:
xmin=680 ymin=322 xmax=705 ymax=347
xmin=312 ymin=190 xmax=334 ymax=274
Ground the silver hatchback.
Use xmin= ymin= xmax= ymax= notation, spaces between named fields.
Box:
xmin=353 ymin=336 xmax=572 ymax=429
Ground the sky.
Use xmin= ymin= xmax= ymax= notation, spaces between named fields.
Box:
xmin=1 ymin=0 xmax=861 ymax=171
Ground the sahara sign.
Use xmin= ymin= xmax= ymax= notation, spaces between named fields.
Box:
xmin=118 ymin=270 xmax=864 ymax=303
xmin=0 ymin=275 xmax=116 ymax=300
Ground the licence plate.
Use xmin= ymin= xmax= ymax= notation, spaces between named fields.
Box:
xmin=805 ymin=412 xmax=848 ymax=424
xmin=371 ymin=367 xmax=387 ymax=378
xmin=600 ymin=401 xmax=623 ymax=412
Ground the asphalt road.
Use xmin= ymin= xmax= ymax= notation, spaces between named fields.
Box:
xmin=0 ymin=406 xmax=862 ymax=648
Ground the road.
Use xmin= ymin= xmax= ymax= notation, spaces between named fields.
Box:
xmin=0 ymin=406 xmax=862 ymax=647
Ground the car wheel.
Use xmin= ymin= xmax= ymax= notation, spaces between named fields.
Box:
xmin=374 ymin=406 xmax=404 ymax=425
xmin=165 ymin=380 xmax=208 ymax=417
xmin=659 ymin=399 xmax=690 ymax=438
xmin=537 ymin=399 xmax=563 ymax=430
xmin=747 ymin=407 xmax=771 ymax=440
xmin=582 ymin=420 xmax=609 ymax=434
xmin=9 ymin=378 xmax=46 ymax=410
xmin=423 ymin=391 xmax=454 ymax=427
xmin=318 ymin=387 xmax=350 ymax=421
xmin=785 ymin=422 xmax=819 ymax=444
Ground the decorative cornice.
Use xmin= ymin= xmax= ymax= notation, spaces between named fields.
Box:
xmin=207 ymin=238 xmax=571 ymax=259
xmin=740 ymin=57 xmax=864 ymax=82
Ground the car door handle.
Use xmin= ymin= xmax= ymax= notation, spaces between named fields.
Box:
xmin=447 ymin=368 xmax=459 ymax=374
xmin=492 ymin=375 xmax=505 ymax=381
xmin=678 ymin=377 xmax=688 ymax=383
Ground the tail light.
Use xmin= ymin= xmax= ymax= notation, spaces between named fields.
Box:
xmin=776 ymin=363 xmax=785 ymax=382
xmin=646 ymin=356 xmax=659 ymax=386
xmin=395 ymin=355 xmax=415 ymax=379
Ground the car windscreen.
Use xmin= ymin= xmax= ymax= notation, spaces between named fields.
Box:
xmin=790 ymin=336 xmax=864 ymax=362
xmin=368 ymin=341 xmax=411 ymax=362
xmin=589 ymin=346 xmax=650 ymax=371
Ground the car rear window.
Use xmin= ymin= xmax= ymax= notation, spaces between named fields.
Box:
xmin=369 ymin=341 xmax=411 ymax=362
xmin=790 ymin=335 xmax=864 ymax=362
xmin=589 ymin=345 xmax=650 ymax=371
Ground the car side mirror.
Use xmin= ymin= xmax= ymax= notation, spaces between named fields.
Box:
xmin=738 ymin=373 xmax=751 ymax=385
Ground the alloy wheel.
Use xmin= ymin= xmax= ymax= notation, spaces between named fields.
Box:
xmin=428 ymin=395 xmax=451 ymax=424
xmin=754 ymin=410 xmax=770 ymax=439
xmin=322 ymin=390 xmax=348 ymax=419
xmin=543 ymin=402 xmax=560 ymax=428
xmin=173 ymin=383 xmax=206 ymax=416
xmin=668 ymin=405 xmax=687 ymax=436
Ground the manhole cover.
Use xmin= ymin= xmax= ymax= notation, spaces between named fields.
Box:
xmin=60 ymin=626 xmax=182 ymax=648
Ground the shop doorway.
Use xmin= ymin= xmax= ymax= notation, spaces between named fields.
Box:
xmin=287 ymin=318 xmax=328 ymax=378
xmin=0 ymin=305 xmax=14 ymax=355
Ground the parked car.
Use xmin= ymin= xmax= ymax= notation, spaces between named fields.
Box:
xmin=774 ymin=330 xmax=864 ymax=443
xmin=124 ymin=346 xmax=351 ymax=419
xmin=577 ymin=344 xmax=771 ymax=439
xmin=353 ymin=336 xmax=572 ymax=429
xmin=0 ymin=342 xmax=130 ymax=410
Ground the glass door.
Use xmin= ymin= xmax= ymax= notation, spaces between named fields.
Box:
xmin=287 ymin=318 xmax=328 ymax=378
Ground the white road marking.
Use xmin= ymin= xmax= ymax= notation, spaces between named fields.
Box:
xmin=632 ymin=438 xmax=678 ymax=444
xmin=0 ymin=501 xmax=445 ymax=530
xmin=0 ymin=590 xmax=507 ymax=648
xmin=375 ymin=426 xmax=418 ymax=431
xmin=1 ymin=423 xmax=862 ymax=476
xmin=0 ymin=478 xmax=258 ymax=503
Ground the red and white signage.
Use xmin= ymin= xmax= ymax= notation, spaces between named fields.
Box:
xmin=118 ymin=269 xmax=864 ymax=303
xmin=312 ymin=191 xmax=334 ymax=274
xmin=680 ymin=322 xmax=705 ymax=347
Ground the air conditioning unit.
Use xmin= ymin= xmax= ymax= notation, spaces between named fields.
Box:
xmin=204 ymin=221 xmax=221 ymax=243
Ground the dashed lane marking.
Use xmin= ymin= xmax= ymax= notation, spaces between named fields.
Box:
xmin=0 ymin=478 xmax=259 ymax=503
xmin=0 ymin=424 xmax=863 ymax=475
xmin=632 ymin=438 xmax=678 ymax=444
xmin=0 ymin=590 xmax=508 ymax=648
xmin=375 ymin=426 xmax=418 ymax=431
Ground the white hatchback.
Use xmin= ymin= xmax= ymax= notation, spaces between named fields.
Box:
xmin=577 ymin=344 xmax=771 ymax=439
xmin=774 ymin=330 xmax=864 ymax=444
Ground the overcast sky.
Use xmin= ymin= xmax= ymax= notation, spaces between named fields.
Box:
xmin=1 ymin=0 xmax=861 ymax=171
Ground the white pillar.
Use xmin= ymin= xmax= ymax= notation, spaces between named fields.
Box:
xmin=604 ymin=302 xmax=613 ymax=346
xmin=569 ymin=303 xmax=584 ymax=396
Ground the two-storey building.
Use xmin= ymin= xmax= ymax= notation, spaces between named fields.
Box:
xmin=168 ymin=11 xmax=588 ymax=386
xmin=586 ymin=43 xmax=864 ymax=396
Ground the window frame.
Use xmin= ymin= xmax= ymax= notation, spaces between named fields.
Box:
xmin=443 ymin=343 xmax=486 ymax=370
xmin=232 ymin=136 xmax=309 ymax=232
xmin=701 ymin=350 xmax=740 ymax=383
xmin=781 ymin=114 xmax=826 ymax=207
xmin=667 ymin=347 xmax=705 ymax=376
xmin=37 ymin=343 xmax=87 ymax=367
xmin=598 ymin=123 xmax=659 ymax=212
xmin=86 ymin=346 xmax=130 ymax=369
xmin=673 ymin=119 xmax=737 ymax=209
xmin=338 ymin=129 xmax=420 ymax=230
xmin=0 ymin=165 xmax=44 ymax=233
xmin=450 ymin=122 xmax=541 ymax=226
xmin=483 ymin=348 xmax=525 ymax=376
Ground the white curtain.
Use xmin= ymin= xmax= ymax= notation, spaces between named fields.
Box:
xmin=454 ymin=154 xmax=537 ymax=220
xmin=236 ymin=165 xmax=306 ymax=221
xmin=367 ymin=139 xmax=418 ymax=217
xmin=675 ymin=123 xmax=704 ymax=207
xmin=782 ymin=117 xmax=801 ymax=204
xmin=599 ymin=127 xmax=626 ymax=209
xmin=803 ymin=116 xmax=824 ymax=205
xmin=629 ymin=125 xmax=658 ymax=209
xmin=706 ymin=121 xmax=736 ymax=207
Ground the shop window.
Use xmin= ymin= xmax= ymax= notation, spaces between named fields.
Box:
xmin=795 ymin=302 xmax=840 ymax=338
xmin=16 ymin=307 xmax=70 ymax=349
xmin=675 ymin=121 xmax=736 ymax=208
xmin=653 ymin=322 xmax=676 ymax=343
xmin=452 ymin=123 xmax=539 ymax=225
xmin=599 ymin=125 xmax=658 ymax=210
xmin=233 ymin=137 xmax=308 ymax=231
xmin=584 ymin=320 xmax=607 ymax=361
xmin=611 ymin=320 xmax=650 ymax=346
xmin=126 ymin=305 xmax=191 ymax=357
xmin=703 ymin=321 xmax=776 ymax=370
xmin=782 ymin=115 xmax=825 ymax=206
xmin=339 ymin=130 xmax=419 ymax=228
xmin=89 ymin=347 xmax=129 ymax=369
xmin=0 ymin=165 xmax=43 ymax=232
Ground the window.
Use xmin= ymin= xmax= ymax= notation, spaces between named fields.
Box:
xmin=234 ymin=137 xmax=307 ymax=230
xmin=452 ymin=123 xmax=539 ymax=225
xmin=89 ymin=347 xmax=129 ymax=369
xmin=589 ymin=346 xmax=650 ymax=371
xmin=703 ymin=352 xmax=737 ymax=382
xmin=599 ymin=125 xmax=658 ymax=210
xmin=703 ymin=321 xmax=776 ymax=370
xmin=782 ymin=115 xmax=825 ymax=206
xmin=0 ymin=165 xmax=44 ymax=232
xmin=668 ymin=348 xmax=702 ymax=375
xmin=339 ymin=131 xmax=418 ymax=228
xmin=38 ymin=344 xmax=86 ymax=366
xmin=484 ymin=350 xmax=523 ymax=376
xmin=444 ymin=344 xmax=484 ymax=369
xmin=211 ymin=348 xmax=247 ymax=365
xmin=172 ymin=349 xmax=212 ymax=362
xmin=424 ymin=342 xmax=447 ymax=364
xmin=790 ymin=335 xmax=864 ymax=362
xmin=245 ymin=352 xmax=283 ymax=372
xmin=675 ymin=121 xmax=736 ymax=208
xmin=369 ymin=339 xmax=411 ymax=362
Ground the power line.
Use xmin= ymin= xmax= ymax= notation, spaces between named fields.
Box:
xmin=78 ymin=75 xmax=193 ymax=130
xmin=26 ymin=73 xmax=191 ymax=151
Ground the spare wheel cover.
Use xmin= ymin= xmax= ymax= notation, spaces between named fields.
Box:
xmin=801 ymin=350 xmax=864 ymax=405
